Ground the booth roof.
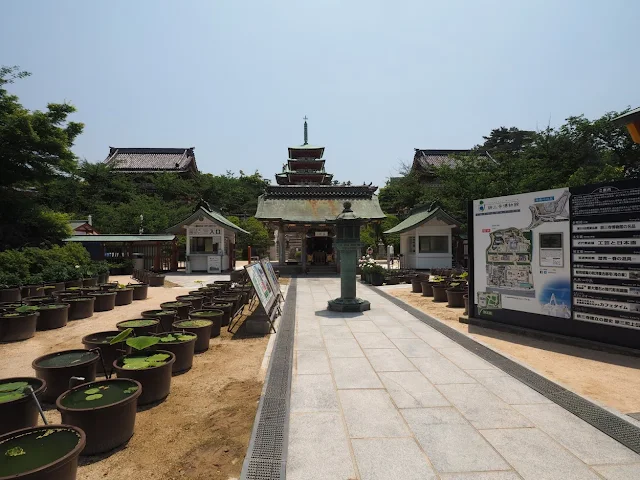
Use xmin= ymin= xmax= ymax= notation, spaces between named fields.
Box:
xmin=166 ymin=207 xmax=250 ymax=235
xmin=384 ymin=204 xmax=461 ymax=234
xmin=64 ymin=234 xmax=175 ymax=242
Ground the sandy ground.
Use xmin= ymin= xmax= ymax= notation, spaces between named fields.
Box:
xmin=388 ymin=286 xmax=640 ymax=415
xmin=0 ymin=275 xmax=269 ymax=480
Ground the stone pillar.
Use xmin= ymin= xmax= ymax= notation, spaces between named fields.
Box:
xmin=278 ymin=224 xmax=286 ymax=266
xmin=301 ymin=229 xmax=307 ymax=273
xmin=328 ymin=203 xmax=371 ymax=312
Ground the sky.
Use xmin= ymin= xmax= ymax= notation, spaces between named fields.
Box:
xmin=1 ymin=0 xmax=639 ymax=189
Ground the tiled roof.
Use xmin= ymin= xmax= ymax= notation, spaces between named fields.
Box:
xmin=166 ymin=207 xmax=250 ymax=235
xmin=255 ymin=196 xmax=385 ymax=223
xmin=384 ymin=203 xmax=461 ymax=234
xmin=613 ymin=106 xmax=640 ymax=126
xmin=65 ymin=234 xmax=175 ymax=242
xmin=263 ymin=185 xmax=377 ymax=199
xmin=104 ymin=148 xmax=198 ymax=173
xmin=413 ymin=149 xmax=472 ymax=170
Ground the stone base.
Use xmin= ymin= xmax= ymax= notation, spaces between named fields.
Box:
xmin=244 ymin=317 xmax=271 ymax=335
xmin=327 ymin=297 xmax=371 ymax=312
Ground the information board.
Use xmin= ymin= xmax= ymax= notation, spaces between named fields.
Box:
xmin=472 ymin=188 xmax=571 ymax=320
xmin=245 ymin=263 xmax=276 ymax=314
xmin=569 ymin=179 xmax=640 ymax=330
xmin=260 ymin=259 xmax=282 ymax=302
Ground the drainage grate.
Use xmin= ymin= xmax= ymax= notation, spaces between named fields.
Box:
xmin=370 ymin=284 xmax=640 ymax=454
xmin=241 ymin=278 xmax=297 ymax=480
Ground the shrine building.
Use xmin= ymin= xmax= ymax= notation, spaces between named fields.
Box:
xmin=255 ymin=119 xmax=386 ymax=273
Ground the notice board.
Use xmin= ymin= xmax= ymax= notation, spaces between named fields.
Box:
xmin=245 ymin=262 xmax=276 ymax=314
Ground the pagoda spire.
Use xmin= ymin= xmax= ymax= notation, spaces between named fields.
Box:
xmin=303 ymin=116 xmax=308 ymax=145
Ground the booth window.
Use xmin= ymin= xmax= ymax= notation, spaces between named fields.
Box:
xmin=408 ymin=236 xmax=416 ymax=253
xmin=190 ymin=237 xmax=218 ymax=253
xmin=418 ymin=235 xmax=449 ymax=253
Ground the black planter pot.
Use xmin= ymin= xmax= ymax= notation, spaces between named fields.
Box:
xmin=152 ymin=331 xmax=197 ymax=374
xmin=128 ymin=283 xmax=149 ymax=300
xmin=44 ymin=282 xmax=66 ymax=294
xmin=0 ymin=425 xmax=85 ymax=480
xmin=66 ymin=296 xmax=95 ymax=320
xmin=148 ymin=275 xmax=165 ymax=287
xmin=206 ymin=301 xmax=232 ymax=327
xmin=420 ymin=281 xmax=435 ymax=297
xmin=370 ymin=272 xmax=384 ymax=286
xmin=32 ymin=349 xmax=100 ymax=403
xmin=463 ymin=294 xmax=469 ymax=315
xmin=176 ymin=295 xmax=204 ymax=310
xmin=0 ymin=311 xmax=39 ymax=342
xmin=99 ymin=282 xmax=118 ymax=291
xmin=21 ymin=284 xmax=45 ymax=298
xmin=411 ymin=277 xmax=425 ymax=293
xmin=0 ymin=286 xmax=21 ymax=303
xmin=141 ymin=309 xmax=176 ymax=332
xmin=446 ymin=289 xmax=466 ymax=308
xmin=189 ymin=309 xmax=223 ymax=338
xmin=82 ymin=277 xmax=99 ymax=287
xmin=65 ymin=279 xmax=83 ymax=289
xmin=97 ymin=273 xmax=109 ymax=284
xmin=23 ymin=296 xmax=56 ymax=306
xmin=172 ymin=319 xmax=212 ymax=352
xmin=36 ymin=304 xmax=69 ymax=331
xmin=89 ymin=291 xmax=117 ymax=312
xmin=160 ymin=301 xmax=192 ymax=320
xmin=0 ymin=377 xmax=46 ymax=435
xmin=113 ymin=351 xmax=176 ymax=405
xmin=432 ymin=285 xmax=449 ymax=303
xmin=56 ymin=378 xmax=142 ymax=455
xmin=213 ymin=295 xmax=241 ymax=316
xmin=81 ymin=331 xmax=132 ymax=376
xmin=116 ymin=318 xmax=159 ymax=335
xmin=114 ymin=288 xmax=134 ymax=306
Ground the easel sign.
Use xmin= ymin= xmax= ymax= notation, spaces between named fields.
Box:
xmin=260 ymin=258 xmax=283 ymax=303
xmin=245 ymin=262 xmax=277 ymax=316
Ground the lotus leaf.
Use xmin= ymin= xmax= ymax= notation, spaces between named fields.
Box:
xmin=0 ymin=381 xmax=28 ymax=393
xmin=85 ymin=394 xmax=103 ymax=401
xmin=109 ymin=328 xmax=133 ymax=345
xmin=5 ymin=447 xmax=25 ymax=457
xmin=0 ymin=391 xmax=26 ymax=404
xmin=123 ymin=386 xmax=139 ymax=394
xmin=84 ymin=388 xmax=100 ymax=395
xmin=160 ymin=335 xmax=177 ymax=342
xmin=126 ymin=336 xmax=160 ymax=351
xmin=176 ymin=320 xmax=212 ymax=328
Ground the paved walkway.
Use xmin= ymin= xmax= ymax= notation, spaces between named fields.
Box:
xmin=287 ymin=277 xmax=640 ymax=480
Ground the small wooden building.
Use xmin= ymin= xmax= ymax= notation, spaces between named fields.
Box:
xmin=384 ymin=203 xmax=462 ymax=270
xmin=167 ymin=201 xmax=249 ymax=273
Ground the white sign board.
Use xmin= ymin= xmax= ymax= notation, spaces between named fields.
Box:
xmin=260 ymin=259 xmax=282 ymax=301
xmin=207 ymin=255 xmax=221 ymax=273
xmin=246 ymin=263 xmax=276 ymax=313
xmin=473 ymin=188 xmax=571 ymax=319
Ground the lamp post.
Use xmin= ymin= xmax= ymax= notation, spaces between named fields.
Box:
xmin=328 ymin=202 xmax=371 ymax=312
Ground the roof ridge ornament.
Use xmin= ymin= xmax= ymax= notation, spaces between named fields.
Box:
xmin=303 ymin=116 xmax=308 ymax=145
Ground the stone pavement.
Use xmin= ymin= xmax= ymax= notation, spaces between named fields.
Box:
xmin=287 ymin=277 xmax=640 ymax=480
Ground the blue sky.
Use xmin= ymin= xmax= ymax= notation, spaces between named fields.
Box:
xmin=2 ymin=0 xmax=638 ymax=188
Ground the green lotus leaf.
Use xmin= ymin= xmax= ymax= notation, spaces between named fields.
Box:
xmin=85 ymin=394 xmax=103 ymax=401
xmin=160 ymin=335 xmax=176 ymax=342
xmin=83 ymin=388 xmax=100 ymax=395
xmin=123 ymin=386 xmax=139 ymax=394
xmin=177 ymin=335 xmax=196 ymax=341
xmin=126 ymin=336 xmax=160 ymax=351
xmin=109 ymin=328 xmax=133 ymax=345
xmin=0 ymin=391 xmax=26 ymax=404
xmin=5 ymin=446 xmax=25 ymax=457
xmin=0 ymin=381 xmax=28 ymax=393
xmin=146 ymin=353 xmax=170 ymax=363
xmin=123 ymin=357 xmax=150 ymax=366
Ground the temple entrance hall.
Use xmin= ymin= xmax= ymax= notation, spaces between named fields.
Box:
xmin=306 ymin=232 xmax=334 ymax=265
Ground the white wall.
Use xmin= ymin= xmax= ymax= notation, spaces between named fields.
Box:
xmin=400 ymin=219 xmax=454 ymax=270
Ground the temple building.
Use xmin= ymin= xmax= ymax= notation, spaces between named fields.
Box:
xmin=255 ymin=119 xmax=386 ymax=273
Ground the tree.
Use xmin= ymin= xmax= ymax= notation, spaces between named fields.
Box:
xmin=227 ymin=216 xmax=271 ymax=259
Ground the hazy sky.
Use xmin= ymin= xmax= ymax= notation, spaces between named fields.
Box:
xmin=2 ymin=1 xmax=638 ymax=189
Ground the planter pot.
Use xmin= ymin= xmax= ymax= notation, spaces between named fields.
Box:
xmin=88 ymin=292 xmax=117 ymax=312
xmin=82 ymin=277 xmax=98 ymax=287
xmin=56 ymin=378 xmax=142 ymax=455
xmin=0 ymin=287 xmax=21 ymax=303
xmin=32 ymin=349 xmax=100 ymax=403
xmin=360 ymin=273 xmax=370 ymax=284
xmin=160 ymin=302 xmax=191 ymax=320
xmin=213 ymin=295 xmax=241 ymax=316
xmin=411 ymin=277 xmax=424 ymax=293
xmin=370 ymin=272 xmax=384 ymax=286
xmin=0 ymin=377 xmax=46 ymax=435
xmin=98 ymin=282 xmax=118 ymax=292
xmin=0 ymin=425 xmax=85 ymax=480
xmin=0 ymin=312 xmax=39 ymax=342
xmin=192 ymin=289 xmax=212 ymax=302
xmin=431 ymin=285 xmax=449 ymax=303
xmin=0 ymin=302 xmax=22 ymax=312
xmin=23 ymin=296 xmax=56 ymax=306
xmin=64 ymin=279 xmax=83 ymax=289
xmin=152 ymin=331 xmax=197 ymax=374
xmin=148 ymin=275 xmax=165 ymax=287
xmin=189 ymin=309 xmax=223 ymax=338
xmin=211 ymin=281 xmax=231 ymax=292
xmin=463 ymin=294 xmax=469 ymax=315
xmin=116 ymin=319 xmax=159 ymax=336
xmin=36 ymin=304 xmax=69 ymax=331
xmin=420 ymin=281 xmax=435 ymax=297
xmin=172 ymin=319 xmax=212 ymax=353
xmin=113 ymin=351 xmax=176 ymax=405
xmin=81 ymin=331 xmax=132 ymax=376
xmin=176 ymin=295 xmax=204 ymax=310
xmin=385 ymin=277 xmax=400 ymax=285
xmin=446 ymin=289 xmax=466 ymax=308
xmin=230 ymin=287 xmax=252 ymax=305
xmin=97 ymin=273 xmax=107 ymax=284
xmin=114 ymin=288 xmax=134 ymax=306
xmin=141 ymin=310 xmax=176 ymax=332
xmin=128 ymin=283 xmax=148 ymax=301
xmin=21 ymin=285 xmax=44 ymax=298
xmin=53 ymin=291 xmax=80 ymax=303
xmin=44 ymin=282 xmax=66 ymax=294
xmin=66 ymin=297 xmax=95 ymax=320
xmin=206 ymin=302 xmax=232 ymax=327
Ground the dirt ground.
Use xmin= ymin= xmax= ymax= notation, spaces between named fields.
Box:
xmin=0 ymin=276 xmax=269 ymax=480
xmin=388 ymin=287 xmax=640 ymax=415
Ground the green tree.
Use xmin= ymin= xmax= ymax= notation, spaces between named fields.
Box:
xmin=227 ymin=216 xmax=271 ymax=259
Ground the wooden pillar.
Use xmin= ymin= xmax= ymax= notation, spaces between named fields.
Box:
xmin=278 ymin=224 xmax=286 ymax=266
xmin=154 ymin=241 xmax=161 ymax=271
xmin=301 ymin=228 xmax=307 ymax=273
xmin=171 ymin=240 xmax=178 ymax=271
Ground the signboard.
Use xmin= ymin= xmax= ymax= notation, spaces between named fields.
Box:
xmin=473 ymin=188 xmax=571 ymax=320
xmin=315 ymin=231 xmax=329 ymax=237
xmin=207 ymin=255 xmax=221 ymax=273
xmin=245 ymin=263 xmax=276 ymax=314
xmin=260 ymin=259 xmax=282 ymax=301
xmin=188 ymin=224 xmax=222 ymax=236
xmin=569 ymin=179 xmax=640 ymax=330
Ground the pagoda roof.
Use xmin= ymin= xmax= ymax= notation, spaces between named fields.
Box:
xmin=263 ymin=185 xmax=376 ymax=198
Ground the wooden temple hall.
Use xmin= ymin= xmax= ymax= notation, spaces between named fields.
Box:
xmin=255 ymin=118 xmax=385 ymax=272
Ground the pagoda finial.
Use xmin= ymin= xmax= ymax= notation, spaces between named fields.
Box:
xmin=303 ymin=116 xmax=308 ymax=145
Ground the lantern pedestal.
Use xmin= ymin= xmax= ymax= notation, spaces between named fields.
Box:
xmin=327 ymin=202 xmax=371 ymax=312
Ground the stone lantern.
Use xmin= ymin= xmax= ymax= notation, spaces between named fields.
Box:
xmin=328 ymin=202 xmax=371 ymax=312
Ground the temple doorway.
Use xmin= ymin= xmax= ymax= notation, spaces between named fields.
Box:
xmin=306 ymin=234 xmax=334 ymax=265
